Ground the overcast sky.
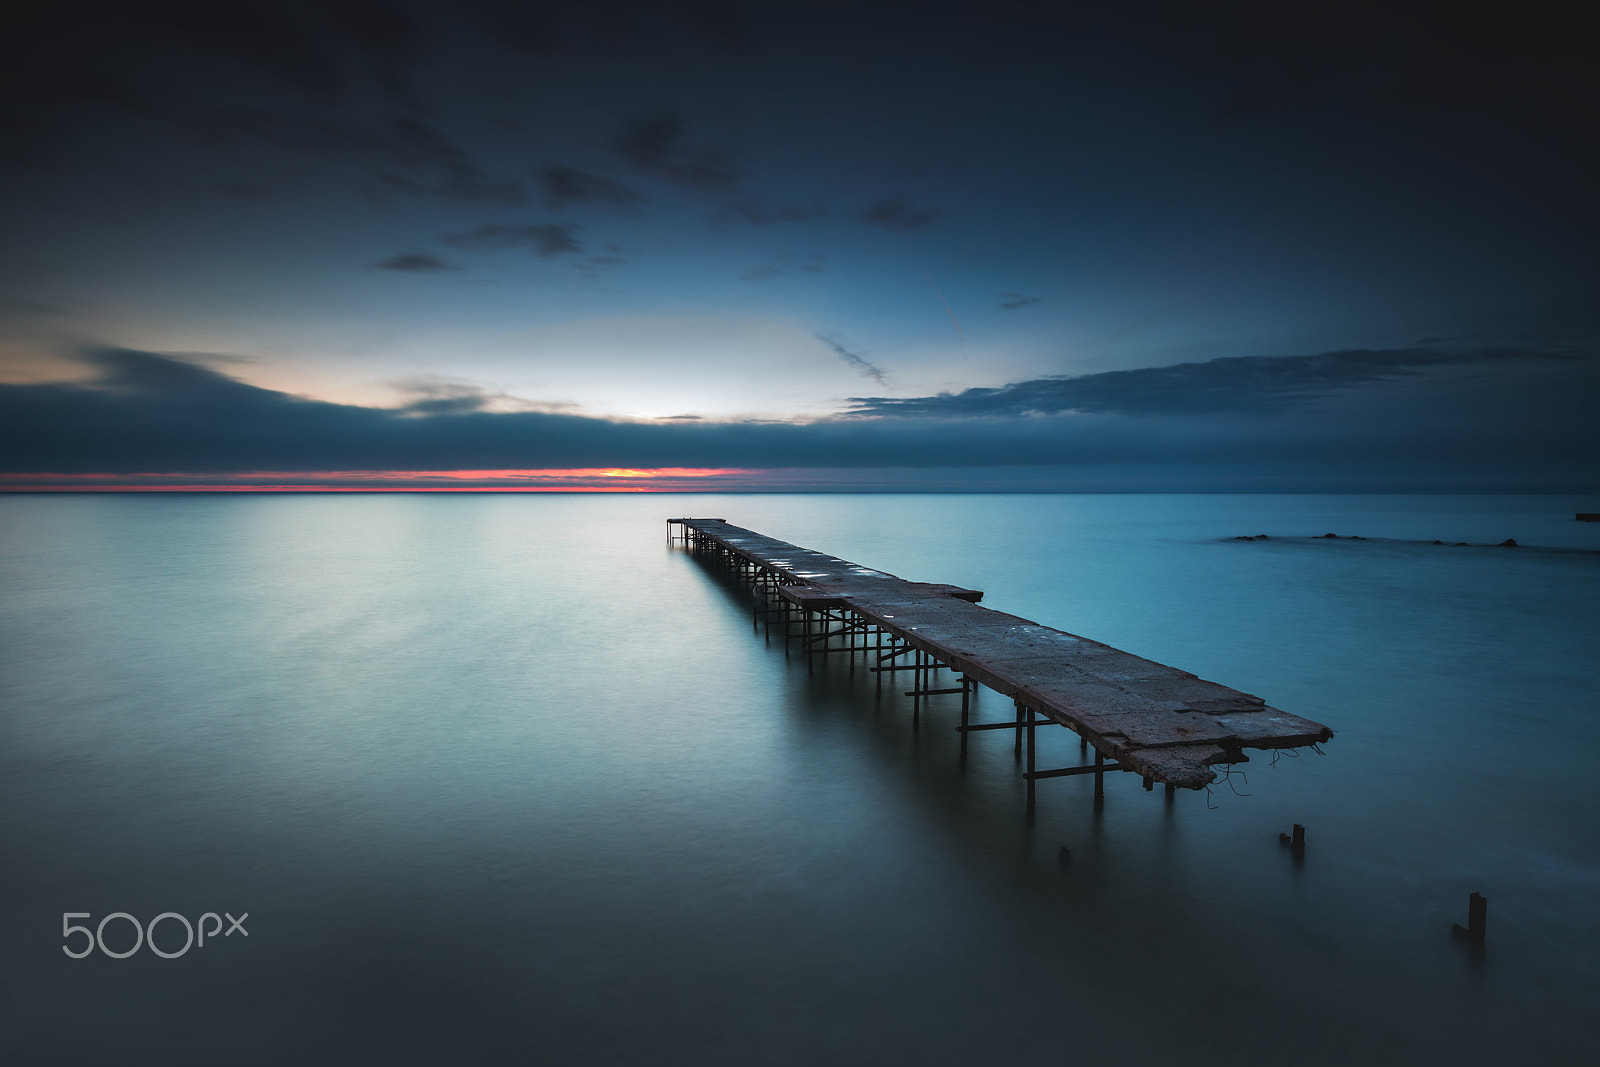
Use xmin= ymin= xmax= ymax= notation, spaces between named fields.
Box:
xmin=2 ymin=1 xmax=1595 ymax=490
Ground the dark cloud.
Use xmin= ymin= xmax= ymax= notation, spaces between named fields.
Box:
xmin=615 ymin=110 xmax=683 ymax=167
xmin=0 ymin=3 xmax=526 ymax=203
xmin=737 ymin=252 xmax=825 ymax=279
xmin=1 ymin=348 xmax=1594 ymax=491
xmin=847 ymin=347 xmax=1588 ymax=418
xmin=178 ymin=107 xmax=526 ymax=204
xmin=538 ymin=164 xmax=644 ymax=212
xmin=997 ymin=293 xmax=1039 ymax=310
xmin=816 ymin=334 xmax=888 ymax=386
xmin=711 ymin=202 xmax=829 ymax=226
xmin=858 ymin=196 xmax=941 ymax=232
xmin=614 ymin=109 xmax=740 ymax=193
xmin=390 ymin=376 xmax=570 ymax=416
xmin=440 ymin=223 xmax=582 ymax=256
xmin=379 ymin=115 xmax=526 ymax=202
xmin=1 ymin=2 xmax=401 ymax=135
xmin=1145 ymin=0 xmax=1598 ymax=147
xmin=371 ymin=251 xmax=450 ymax=271
xmin=397 ymin=388 xmax=495 ymax=417
xmin=8 ymin=2 xmax=1594 ymax=199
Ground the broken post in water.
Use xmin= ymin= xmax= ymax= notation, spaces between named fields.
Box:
xmin=669 ymin=518 xmax=1334 ymax=811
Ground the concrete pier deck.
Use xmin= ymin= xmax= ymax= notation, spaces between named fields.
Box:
xmin=670 ymin=518 xmax=1332 ymax=791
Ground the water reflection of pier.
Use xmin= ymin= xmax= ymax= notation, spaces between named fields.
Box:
xmin=669 ymin=518 xmax=1332 ymax=813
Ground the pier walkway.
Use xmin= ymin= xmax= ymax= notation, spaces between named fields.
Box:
xmin=669 ymin=518 xmax=1332 ymax=804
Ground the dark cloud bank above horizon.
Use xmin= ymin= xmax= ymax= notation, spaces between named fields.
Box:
xmin=2 ymin=347 xmax=1594 ymax=491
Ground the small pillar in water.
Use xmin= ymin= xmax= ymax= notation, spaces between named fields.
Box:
xmin=1452 ymin=892 xmax=1487 ymax=943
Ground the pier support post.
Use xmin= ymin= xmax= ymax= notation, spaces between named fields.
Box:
xmin=1093 ymin=750 xmax=1105 ymax=807
xmin=1453 ymin=893 xmax=1487 ymax=943
xmin=1025 ymin=706 xmax=1037 ymax=813
xmin=959 ymin=678 xmax=971 ymax=762
xmin=912 ymin=648 xmax=924 ymax=729
xmin=805 ymin=609 xmax=813 ymax=673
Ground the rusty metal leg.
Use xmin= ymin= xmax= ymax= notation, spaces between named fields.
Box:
xmin=959 ymin=677 xmax=970 ymax=763
xmin=805 ymin=609 xmax=813 ymax=674
xmin=913 ymin=648 xmax=923 ymax=730
xmin=1025 ymin=706 xmax=1037 ymax=814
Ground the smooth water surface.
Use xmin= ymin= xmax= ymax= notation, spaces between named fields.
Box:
xmin=2 ymin=494 xmax=1597 ymax=1064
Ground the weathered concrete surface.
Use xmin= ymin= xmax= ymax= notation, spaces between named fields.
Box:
xmin=675 ymin=519 xmax=1333 ymax=789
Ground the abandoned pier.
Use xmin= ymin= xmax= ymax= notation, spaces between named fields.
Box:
xmin=669 ymin=518 xmax=1333 ymax=811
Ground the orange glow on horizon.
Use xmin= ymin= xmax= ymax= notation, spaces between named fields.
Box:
xmin=0 ymin=485 xmax=662 ymax=493
xmin=406 ymin=468 xmax=737 ymax=480
xmin=0 ymin=467 xmax=757 ymax=492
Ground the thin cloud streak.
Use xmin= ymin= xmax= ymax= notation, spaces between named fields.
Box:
xmin=815 ymin=334 xmax=888 ymax=386
xmin=538 ymin=164 xmax=644 ymax=212
xmin=440 ymin=223 xmax=582 ymax=256
xmin=859 ymin=196 xmax=941 ymax=232
xmin=613 ymin=109 xmax=741 ymax=193
xmin=371 ymin=251 xmax=450 ymax=271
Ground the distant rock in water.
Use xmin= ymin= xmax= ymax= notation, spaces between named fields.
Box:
xmin=1227 ymin=533 xmax=1584 ymax=553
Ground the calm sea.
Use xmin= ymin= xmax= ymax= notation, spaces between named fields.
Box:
xmin=2 ymin=493 xmax=1597 ymax=1065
